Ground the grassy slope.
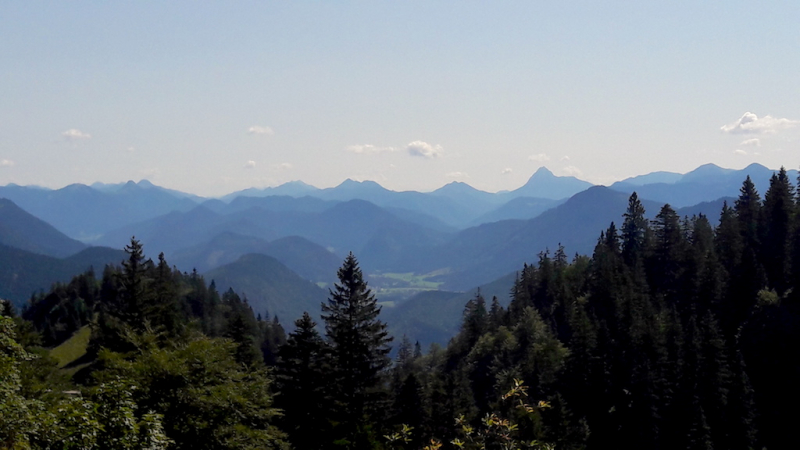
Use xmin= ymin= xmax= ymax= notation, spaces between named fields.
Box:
xmin=49 ymin=325 xmax=91 ymax=369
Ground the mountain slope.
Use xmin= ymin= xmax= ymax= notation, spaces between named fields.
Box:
xmin=382 ymin=271 xmax=517 ymax=347
xmin=205 ymin=253 xmax=329 ymax=323
xmin=0 ymin=181 xmax=200 ymax=240
xmin=170 ymin=232 xmax=341 ymax=283
xmin=410 ymin=187 xmax=663 ymax=289
xmin=0 ymin=243 xmax=125 ymax=308
xmin=470 ymin=196 xmax=563 ymax=225
xmin=0 ymin=198 xmax=87 ymax=257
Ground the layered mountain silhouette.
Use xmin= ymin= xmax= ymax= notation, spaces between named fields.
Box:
xmin=0 ymin=180 xmax=199 ymax=240
xmin=170 ymin=232 xmax=341 ymax=284
xmin=2 ymin=163 xmax=796 ymax=343
xmin=0 ymin=198 xmax=87 ymax=258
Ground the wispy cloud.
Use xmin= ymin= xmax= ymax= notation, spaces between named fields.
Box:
xmin=346 ymin=144 xmax=396 ymax=154
xmin=501 ymin=167 xmax=513 ymax=175
xmin=739 ymin=138 xmax=761 ymax=147
xmin=248 ymin=126 xmax=274 ymax=135
xmin=446 ymin=171 xmax=469 ymax=178
xmin=721 ymin=112 xmax=799 ymax=134
xmin=528 ymin=153 xmax=550 ymax=162
xmin=275 ymin=162 xmax=293 ymax=170
xmin=244 ymin=160 xmax=257 ymax=168
xmin=407 ymin=141 xmax=443 ymax=158
xmin=0 ymin=159 xmax=14 ymax=167
xmin=734 ymin=149 xmax=748 ymax=156
xmin=62 ymin=129 xmax=91 ymax=141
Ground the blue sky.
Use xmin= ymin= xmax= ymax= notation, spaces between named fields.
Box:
xmin=1 ymin=1 xmax=798 ymax=196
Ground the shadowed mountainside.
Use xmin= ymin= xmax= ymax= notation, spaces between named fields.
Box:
xmin=0 ymin=198 xmax=87 ymax=258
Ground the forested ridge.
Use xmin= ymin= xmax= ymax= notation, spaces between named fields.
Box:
xmin=3 ymin=169 xmax=800 ymax=449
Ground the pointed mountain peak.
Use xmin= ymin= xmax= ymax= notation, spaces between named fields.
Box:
xmin=511 ymin=167 xmax=593 ymax=200
xmin=137 ymin=179 xmax=155 ymax=188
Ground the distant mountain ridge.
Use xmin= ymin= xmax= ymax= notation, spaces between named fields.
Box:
xmin=0 ymin=180 xmax=200 ymax=241
xmin=3 ymin=162 xmax=794 ymax=346
xmin=5 ymin=163 xmax=788 ymax=241
xmin=609 ymin=163 xmax=798 ymax=207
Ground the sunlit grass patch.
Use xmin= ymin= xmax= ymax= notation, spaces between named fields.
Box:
xmin=49 ymin=325 xmax=91 ymax=368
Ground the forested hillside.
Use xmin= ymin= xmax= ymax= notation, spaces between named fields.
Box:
xmin=3 ymin=168 xmax=800 ymax=449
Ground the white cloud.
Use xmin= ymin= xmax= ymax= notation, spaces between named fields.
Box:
xmin=734 ymin=149 xmax=748 ymax=156
xmin=0 ymin=159 xmax=14 ymax=167
xmin=560 ymin=155 xmax=570 ymax=161
xmin=528 ymin=153 xmax=550 ymax=162
xmin=275 ymin=162 xmax=293 ymax=169
xmin=62 ymin=128 xmax=91 ymax=140
xmin=346 ymin=144 xmax=396 ymax=154
xmin=560 ymin=165 xmax=583 ymax=177
xmin=739 ymin=138 xmax=761 ymax=147
xmin=127 ymin=146 xmax=136 ymax=152
xmin=407 ymin=141 xmax=442 ymax=158
xmin=244 ymin=160 xmax=257 ymax=168
xmin=721 ymin=112 xmax=799 ymax=134
xmin=446 ymin=171 xmax=469 ymax=178
xmin=502 ymin=167 xmax=513 ymax=175
xmin=248 ymin=126 xmax=274 ymax=135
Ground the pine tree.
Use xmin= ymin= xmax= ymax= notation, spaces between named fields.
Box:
xmin=622 ymin=192 xmax=649 ymax=272
xmin=461 ymin=290 xmax=488 ymax=347
xmin=321 ymin=252 xmax=392 ymax=448
xmin=761 ymin=168 xmax=795 ymax=294
xmin=648 ymin=204 xmax=686 ymax=306
xmin=735 ymin=176 xmax=762 ymax=258
xmin=276 ymin=312 xmax=333 ymax=450
xmin=118 ymin=237 xmax=154 ymax=330
xmin=91 ymin=237 xmax=154 ymax=353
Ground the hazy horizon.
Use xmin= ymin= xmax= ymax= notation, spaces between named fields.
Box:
xmin=3 ymin=161 xmax=795 ymax=199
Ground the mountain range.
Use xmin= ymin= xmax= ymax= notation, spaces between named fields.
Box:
xmin=1 ymin=162 xmax=795 ymax=343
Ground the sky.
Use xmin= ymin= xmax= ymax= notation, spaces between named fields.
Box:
xmin=1 ymin=1 xmax=799 ymax=197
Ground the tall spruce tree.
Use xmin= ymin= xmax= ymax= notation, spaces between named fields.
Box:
xmin=621 ymin=192 xmax=649 ymax=272
xmin=276 ymin=312 xmax=332 ymax=450
xmin=760 ymin=168 xmax=795 ymax=294
xmin=321 ymin=252 xmax=392 ymax=449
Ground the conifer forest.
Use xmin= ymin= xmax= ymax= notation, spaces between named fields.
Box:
xmin=5 ymin=169 xmax=800 ymax=450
